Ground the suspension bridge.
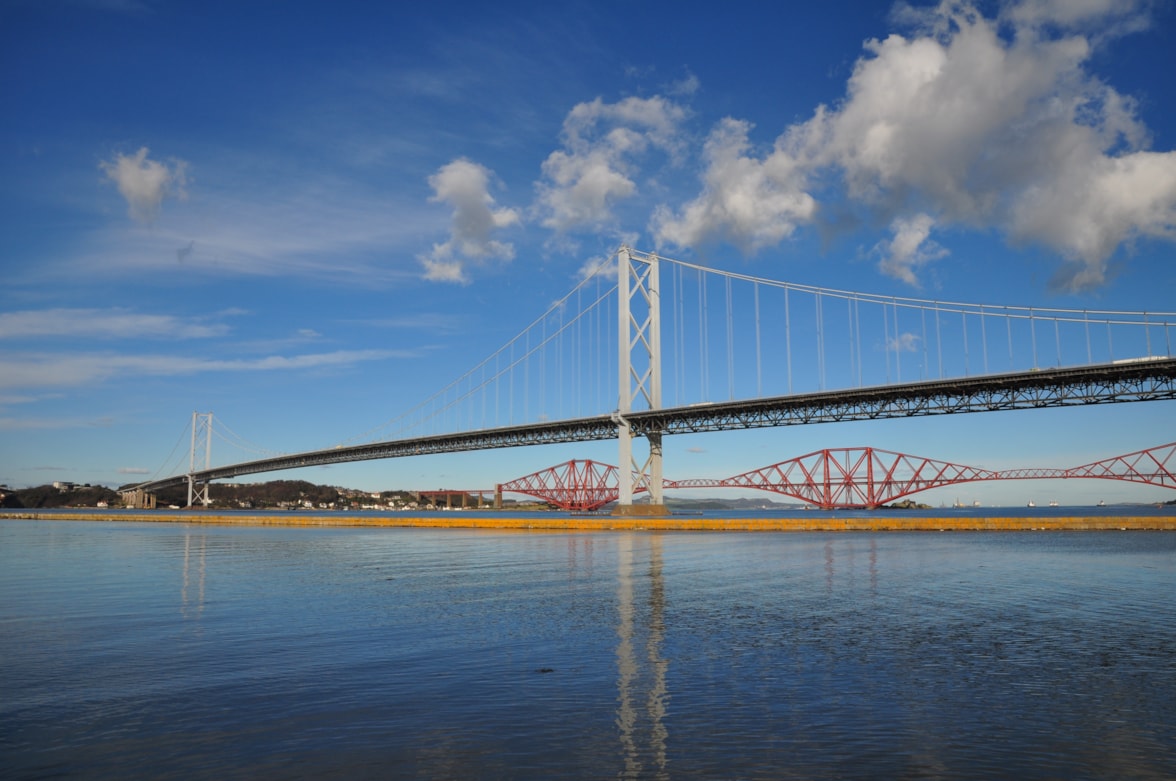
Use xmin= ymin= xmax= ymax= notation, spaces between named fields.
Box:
xmin=122 ymin=248 xmax=1176 ymax=510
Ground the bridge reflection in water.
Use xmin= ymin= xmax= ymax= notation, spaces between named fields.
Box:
xmin=616 ymin=534 xmax=669 ymax=779
xmin=5 ymin=522 xmax=1172 ymax=777
xmin=181 ymin=531 xmax=206 ymax=621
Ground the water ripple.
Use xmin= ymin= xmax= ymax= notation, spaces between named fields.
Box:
xmin=2 ymin=522 xmax=1174 ymax=779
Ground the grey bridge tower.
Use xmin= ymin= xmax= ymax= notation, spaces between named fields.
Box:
xmin=614 ymin=247 xmax=667 ymax=515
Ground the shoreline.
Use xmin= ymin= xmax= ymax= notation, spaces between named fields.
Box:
xmin=3 ymin=510 xmax=1174 ymax=531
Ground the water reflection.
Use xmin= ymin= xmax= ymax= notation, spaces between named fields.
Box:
xmin=615 ymin=535 xmax=669 ymax=780
xmin=181 ymin=531 xmax=206 ymax=620
xmin=5 ymin=522 xmax=1173 ymax=779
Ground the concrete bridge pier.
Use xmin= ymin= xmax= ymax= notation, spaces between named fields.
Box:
xmin=122 ymin=489 xmax=157 ymax=509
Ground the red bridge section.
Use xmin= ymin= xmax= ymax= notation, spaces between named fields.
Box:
xmin=668 ymin=447 xmax=998 ymax=509
xmin=497 ymin=443 xmax=1176 ymax=510
xmin=496 ymin=459 xmax=648 ymax=512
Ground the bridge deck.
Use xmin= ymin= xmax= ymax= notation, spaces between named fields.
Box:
xmin=124 ymin=358 xmax=1176 ymax=495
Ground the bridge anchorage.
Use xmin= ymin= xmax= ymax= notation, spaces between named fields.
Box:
xmin=121 ymin=247 xmax=1176 ymax=510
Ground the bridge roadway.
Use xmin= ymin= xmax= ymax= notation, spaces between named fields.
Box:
xmin=126 ymin=358 xmax=1176 ymax=495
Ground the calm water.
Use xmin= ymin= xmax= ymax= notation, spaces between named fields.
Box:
xmin=2 ymin=521 xmax=1174 ymax=780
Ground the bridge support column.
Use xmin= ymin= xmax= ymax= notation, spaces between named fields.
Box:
xmin=614 ymin=246 xmax=667 ymax=516
xmin=122 ymin=489 xmax=156 ymax=509
xmin=187 ymin=476 xmax=211 ymax=508
xmin=186 ymin=411 xmax=213 ymax=508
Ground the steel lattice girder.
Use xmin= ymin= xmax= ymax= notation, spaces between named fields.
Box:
xmin=626 ymin=360 xmax=1176 ymax=436
xmin=128 ymin=416 xmax=620 ymax=494
xmin=1063 ymin=442 xmax=1176 ymax=488
xmin=667 ymin=442 xmax=1176 ymax=507
xmin=715 ymin=447 xmax=997 ymax=509
xmin=498 ymin=459 xmax=642 ymax=511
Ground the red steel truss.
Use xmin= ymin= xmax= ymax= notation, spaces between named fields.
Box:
xmin=500 ymin=443 xmax=1176 ymax=510
xmin=497 ymin=459 xmax=648 ymax=512
xmin=1065 ymin=442 xmax=1176 ymax=489
xmin=668 ymin=447 xmax=998 ymax=509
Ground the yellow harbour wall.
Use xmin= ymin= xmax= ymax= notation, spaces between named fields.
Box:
xmin=2 ymin=511 xmax=1174 ymax=531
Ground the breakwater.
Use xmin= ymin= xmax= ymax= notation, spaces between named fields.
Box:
xmin=3 ymin=510 xmax=1173 ymax=531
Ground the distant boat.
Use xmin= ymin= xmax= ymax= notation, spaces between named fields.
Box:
xmin=1097 ymin=500 xmax=1106 ymax=507
xmin=973 ymin=500 xmax=981 ymax=507
xmin=1049 ymin=500 xmax=1059 ymax=507
xmin=953 ymin=498 xmax=965 ymax=508
xmin=1027 ymin=500 xmax=1036 ymax=508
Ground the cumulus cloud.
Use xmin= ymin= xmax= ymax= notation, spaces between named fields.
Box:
xmin=874 ymin=213 xmax=949 ymax=285
xmin=652 ymin=118 xmax=817 ymax=253
xmin=100 ymin=147 xmax=188 ymax=223
xmin=1013 ymin=151 xmax=1176 ymax=289
xmin=536 ymin=95 xmax=688 ymax=233
xmin=420 ymin=158 xmax=519 ymax=284
xmin=656 ymin=0 xmax=1175 ymax=289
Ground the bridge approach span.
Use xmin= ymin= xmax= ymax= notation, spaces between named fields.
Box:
xmin=126 ymin=358 xmax=1176 ymax=496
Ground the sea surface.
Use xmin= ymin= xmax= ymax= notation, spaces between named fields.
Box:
xmin=2 ymin=520 xmax=1174 ymax=780
xmin=14 ymin=502 xmax=1176 ymax=521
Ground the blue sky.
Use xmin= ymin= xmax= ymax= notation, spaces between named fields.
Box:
xmin=2 ymin=0 xmax=1175 ymax=506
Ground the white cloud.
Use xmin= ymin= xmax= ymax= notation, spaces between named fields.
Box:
xmin=575 ymin=253 xmax=618 ymax=282
xmin=34 ymin=170 xmax=439 ymax=286
xmin=0 ymin=416 xmax=115 ymax=432
xmin=536 ymin=95 xmax=688 ymax=233
xmin=666 ymin=72 xmax=701 ymax=98
xmin=652 ymin=118 xmax=817 ymax=253
xmin=874 ymin=213 xmax=949 ymax=285
xmin=100 ymin=147 xmax=188 ymax=223
xmin=887 ymin=332 xmax=922 ymax=353
xmin=117 ymin=466 xmax=151 ymax=475
xmin=1001 ymin=0 xmax=1152 ymax=38
xmin=655 ymin=0 xmax=1175 ymax=289
xmin=0 ymin=308 xmax=230 ymax=340
xmin=0 ymin=394 xmax=40 ymax=406
xmin=1012 ymin=151 xmax=1176 ymax=289
xmin=0 ymin=349 xmax=399 ymax=391
xmin=421 ymin=258 xmax=469 ymax=284
xmin=420 ymin=158 xmax=519 ymax=283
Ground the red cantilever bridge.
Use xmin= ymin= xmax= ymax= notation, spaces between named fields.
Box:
xmin=495 ymin=442 xmax=1176 ymax=511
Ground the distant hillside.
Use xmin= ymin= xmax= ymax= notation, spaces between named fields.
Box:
xmin=6 ymin=484 xmax=120 ymax=509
